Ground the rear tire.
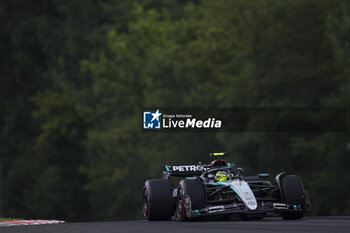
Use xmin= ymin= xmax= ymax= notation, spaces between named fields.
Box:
xmin=177 ymin=179 xmax=205 ymax=221
xmin=143 ymin=179 xmax=175 ymax=221
xmin=279 ymin=175 xmax=305 ymax=220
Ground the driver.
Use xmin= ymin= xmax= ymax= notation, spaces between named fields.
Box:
xmin=215 ymin=171 xmax=229 ymax=182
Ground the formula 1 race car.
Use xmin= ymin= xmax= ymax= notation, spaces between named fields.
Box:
xmin=143 ymin=152 xmax=311 ymax=221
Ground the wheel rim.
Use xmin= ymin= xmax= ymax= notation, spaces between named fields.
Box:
xmin=177 ymin=197 xmax=183 ymax=216
xmin=177 ymin=189 xmax=185 ymax=220
xmin=143 ymin=190 xmax=149 ymax=217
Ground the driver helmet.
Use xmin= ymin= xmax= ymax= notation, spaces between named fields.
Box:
xmin=215 ymin=171 xmax=229 ymax=182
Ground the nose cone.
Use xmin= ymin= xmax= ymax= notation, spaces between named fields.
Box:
xmin=230 ymin=180 xmax=257 ymax=210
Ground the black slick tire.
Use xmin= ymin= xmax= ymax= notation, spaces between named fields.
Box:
xmin=143 ymin=179 xmax=175 ymax=221
xmin=177 ymin=179 xmax=205 ymax=221
xmin=279 ymin=175 xmax=306 ymax=220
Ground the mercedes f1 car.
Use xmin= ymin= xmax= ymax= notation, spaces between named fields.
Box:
xmin=143 ymin=152 xmax=311 ymax=221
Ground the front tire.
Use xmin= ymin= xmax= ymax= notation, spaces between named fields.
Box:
xmin=177 ymin=179 xmax=205 ymax=221
xmin=143 ymin=179 xmax=175 ymax=221
xmin=279 ymin=175 xmax=306 ymax=220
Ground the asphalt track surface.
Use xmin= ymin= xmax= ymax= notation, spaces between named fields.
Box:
xmin=1 ymin=217 xmax=350 ymax=233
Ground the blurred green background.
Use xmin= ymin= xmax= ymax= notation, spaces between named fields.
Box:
xmin=0 ymin=0 xmax=350 ymax=221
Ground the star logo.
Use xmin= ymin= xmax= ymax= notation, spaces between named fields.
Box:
xmin=150 ymin=109 xmax=162 ymax=122
xmin=143 ymin=109 xmax=162 ymax=129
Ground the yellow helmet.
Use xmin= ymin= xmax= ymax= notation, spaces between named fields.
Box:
xmin=215 ymin=171 xmax=229 ymax=182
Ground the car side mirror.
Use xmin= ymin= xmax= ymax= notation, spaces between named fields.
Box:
xmin=236 ymin=167 xmax=244 ymax=175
